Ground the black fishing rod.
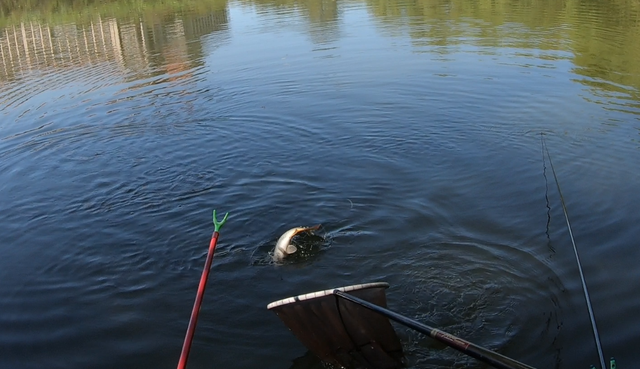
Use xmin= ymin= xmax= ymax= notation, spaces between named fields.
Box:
xmin=333 ymin=290 xmax=536 ymax=369
xmin=541 ymin=134 xmax=609 ymax=369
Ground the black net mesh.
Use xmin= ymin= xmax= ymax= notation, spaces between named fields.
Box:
xmin=268 ymin=283 xmax=405 ymax=369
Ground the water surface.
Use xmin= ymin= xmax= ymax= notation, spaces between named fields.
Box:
xmin=1 ymin=0 xmax=639 ymax=368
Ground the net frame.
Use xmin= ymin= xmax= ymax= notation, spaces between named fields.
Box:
xmin=268 ymin=282 xmax=405 ymax=369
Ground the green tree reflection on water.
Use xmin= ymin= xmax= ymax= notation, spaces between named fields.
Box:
xmin=0 ymin=0 xmax=229 ymax=84
xmin=0 ymin=0 xmax=639 ymax=102
xmin=364 ymin=0 xmax=640 ymax=101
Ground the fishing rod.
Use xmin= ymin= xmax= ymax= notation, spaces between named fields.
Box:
xmin=177 ymin=210 xmax=229 ymax=369
xmin=541 ymin=134 xmax=609 ymax=369
xmin=333 ymin=290 xmax=535 ymax=369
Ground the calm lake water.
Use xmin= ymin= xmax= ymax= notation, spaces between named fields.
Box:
xmin=1 ymin=0 xmax=639 ymax=368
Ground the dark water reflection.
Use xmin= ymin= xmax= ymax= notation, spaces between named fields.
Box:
xmin=1 ymin=1 xmax=639 ymax=369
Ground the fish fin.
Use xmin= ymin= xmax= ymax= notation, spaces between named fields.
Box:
xmin=286 ymin=244 xmax=298 ymax=254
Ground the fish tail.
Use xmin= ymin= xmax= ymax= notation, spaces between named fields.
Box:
xmin=292 ymin=225 xmax=321 ymax=237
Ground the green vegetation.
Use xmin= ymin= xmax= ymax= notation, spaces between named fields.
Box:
xmin=0 ymin=0 xmax=227 ymax=26
xmin=361 ymin=0 xmax=640 ymax=97
xmin=1 ymin=0 xmax=639 ymax=96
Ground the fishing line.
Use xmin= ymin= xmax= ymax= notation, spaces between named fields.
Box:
xmin=541 ymin=138 xmax=555 ymax=255
xmin=540 ymin=134 xmax=606 ymax=369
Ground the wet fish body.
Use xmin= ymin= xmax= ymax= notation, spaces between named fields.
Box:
xmin=273 ymin=225 xmax=321 ymax=262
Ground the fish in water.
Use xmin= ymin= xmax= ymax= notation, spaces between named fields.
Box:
xmin=273 ymin=225 xmax=321 ymax=262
